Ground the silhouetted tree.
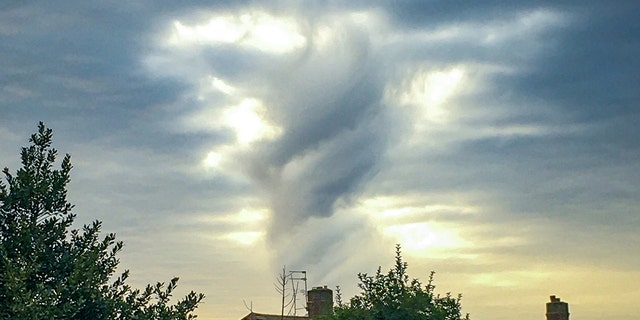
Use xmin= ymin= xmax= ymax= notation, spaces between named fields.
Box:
xmin=330 ymin=245 xmax=469 ymax=320
xmin=0 ymin=122 xmax=204 ymax=319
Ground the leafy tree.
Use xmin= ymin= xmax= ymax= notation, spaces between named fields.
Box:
xmin=331 ymin=245 xmax=469 ymax=320
xmin=0 ymin=122 xmax=204 ymax=319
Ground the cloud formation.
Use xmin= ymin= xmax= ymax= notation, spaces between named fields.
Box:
xmin=146 ymin=9 xmax=393 ymax=242
xmin=1 ymin=1 xmax=639 ymax=320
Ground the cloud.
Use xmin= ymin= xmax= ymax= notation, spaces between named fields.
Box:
xmin=3 ymin=2 xmax=640 ymax=319
xmin=170 ymin=12 xmax=307 ymax=54
xmin=138 ymin=2 xmax=640 ymax=277
xmin=145 ymin=9 xmax=393 ymax=244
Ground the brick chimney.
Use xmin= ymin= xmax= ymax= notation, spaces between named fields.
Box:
xmin=307 ymin=286 xmax=333 ymax=319
xmin=546 ymin=295 xmax=569 ymax=320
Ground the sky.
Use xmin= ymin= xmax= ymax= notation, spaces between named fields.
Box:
xmin=1 ymin=1 xmax=639 ymax=319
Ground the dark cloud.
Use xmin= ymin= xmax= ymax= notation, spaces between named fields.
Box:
xmin=505 ymin=3 xmax=640 ymax=122
xmin=240 ymin=20 xmax=390 ymax=236
xmin=364 ymin=0 xmax=640 ymax=222
xmin=0 ymin=3 xmax=162 ymax=129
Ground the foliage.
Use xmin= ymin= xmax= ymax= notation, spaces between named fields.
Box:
xmin=331 ymin=245 xmax=469 ymax=320
xmin=0 ymin=122 xmax=204 ymax=319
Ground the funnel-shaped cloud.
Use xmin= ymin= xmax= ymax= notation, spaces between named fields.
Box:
xmin=243 ymin=21 xmax=388 ymax=235
xmin=146 ymin=9 xmax=391 ymax=242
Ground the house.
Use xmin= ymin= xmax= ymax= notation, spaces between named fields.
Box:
xmin=240 ymin=313 xmax=309 ymax=320
xmin=241 ymin=286 xmax=333 ymax=320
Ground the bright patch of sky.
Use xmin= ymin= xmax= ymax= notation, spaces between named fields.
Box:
xmin=392 ymin=67 xmax=466 ymax=124
xmin=170 ymin=12 xmax=306 ymax=54
xmin=222 ymin=98 xmax=282 ymax=145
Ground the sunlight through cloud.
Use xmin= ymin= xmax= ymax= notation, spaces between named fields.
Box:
xmin=203 ymin=150 xmax=223 ymax=169
xmin=170 ymin=12 xmax=306 ymax=54
xmin=195 ymin=208 xmax=269 ymax=246
xmin=223 ymin=98 xmax=282 ymax=145
xmin=222 ymin=231 xmax=265 ymax=246
xmin=402 ymin=67 xmax=464 ymax=123
xmin=386 ymin=66 xmax=466 ymax=126
xmin=354 ymin=196 xmax=475 ymax=258
xmin=210 ymin=76 xmax=235 ymax=95
xmin=384 ymin=222 xmax=467 ymax=251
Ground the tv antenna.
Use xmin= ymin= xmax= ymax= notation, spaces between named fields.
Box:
xmin=288 ymin=270 xmax=308 ymax=316
xmin=275 ymin=267 xmax=308 ymax=317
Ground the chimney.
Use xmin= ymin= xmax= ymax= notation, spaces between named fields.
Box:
xmin=546 ymin=295 xmax=569 ymax=320
xmin=307 ymin=286 xmax=333 ymax=319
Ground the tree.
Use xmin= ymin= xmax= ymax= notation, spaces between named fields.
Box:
xmin=331 ymin=245 xmax=469 ymax=320
xmin=0 ymin=122 xmax=204 ymax=319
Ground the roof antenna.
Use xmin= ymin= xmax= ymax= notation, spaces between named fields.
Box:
xmin=242 ymin=300 xmax=253 ymax=313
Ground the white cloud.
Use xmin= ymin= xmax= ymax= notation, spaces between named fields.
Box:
xmin=193 ymin=207 xmax=269 ymax=247
xmin=383 ymin=222 xmax=469 ymax=253
xmin=351 ymin=195 xmax=477 ymax=258
xmin=169 ymin=12 xmax=307 ymax=54
xmin=479 ymin=8 xmax=569 ymax=45
xmin=223 ymin=98 xmax=282 ymax=145
xmin=389 ymin=66 xmax=466 ymax=124
xmin=179 ymin=97 xmax=281 ymax=142
xmin=221 ymin=231 xmax=265 ymax=246
xmin=210 ymin=76 xmax=236 ymax=95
